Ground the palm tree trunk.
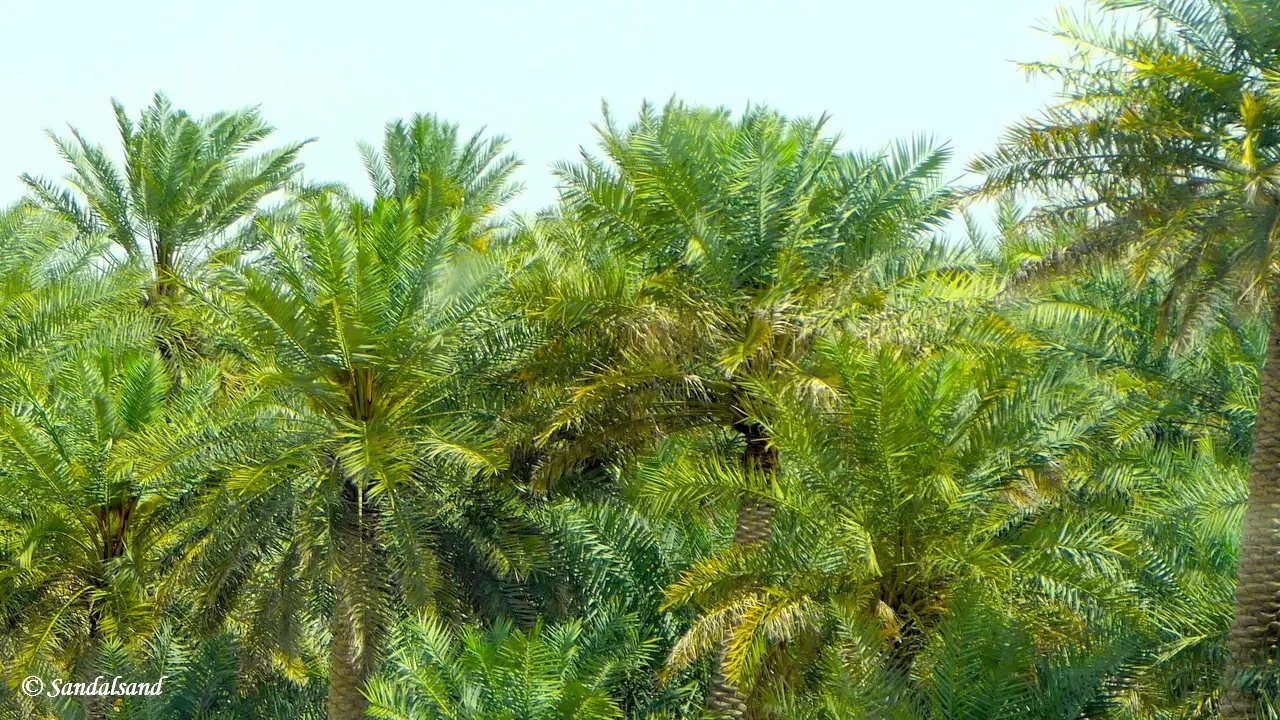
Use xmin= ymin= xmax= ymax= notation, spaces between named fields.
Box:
xmin=152 ymin=236 xmax=176 ymax=301
xmin=326 ymin=476 xmax=384 ymax=720
xmin=706 ymin=647 xmax=750 ymax=720
xmin=732 ymin=420 xmax=778 ymax=545
xmin=1222 ymin=299 xmax=1280 ymax=719
xmin=79 ymin=606 xmax=106 ymax=720
xmin=327 ymin=581 xmax=371 ymax=720
xmin=80 ymin=536 xmax=119 ymax=720
xmin=706 ymin=420 xmax=778 ymax=719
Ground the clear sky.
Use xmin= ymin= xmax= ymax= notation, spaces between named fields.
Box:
xmin=0 ymin=1 xmax=1086 ymax=214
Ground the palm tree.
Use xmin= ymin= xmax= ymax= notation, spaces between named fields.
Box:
xmin=970 ymin=2 xmax=1280 ymax=714
xmin=198 ymin=191 xmax=512 ymax=719
xmin=651 ymin=219 xmax=1253 ymax=718
xmin=0 ymin=341 xmax=249 ymax=719
xmin=0 ymin=204 xmax=158 ymax=715
xmin=22 ymin=92 xmax=307 ymax=305
xmin=359 ymin=113 xmax=522 ymax=247
xmin=544 ymin=101 xmax=952 ymax=716
xmin=648 ymin=330 xmax=1131 ymax=709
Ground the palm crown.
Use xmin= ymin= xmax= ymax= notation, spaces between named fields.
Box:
xmin=22 ymin=92 xmax=307 ymax=301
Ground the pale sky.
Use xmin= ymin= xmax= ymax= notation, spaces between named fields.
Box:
xmin=0 ymin=1 xmax=1087 ymax=215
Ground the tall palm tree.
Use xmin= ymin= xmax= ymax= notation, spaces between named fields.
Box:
xmin=970 ymin=2 xmax=1280 ymax=714
xmin=200 ymin=192 xmax=510 ymax=719
xmin=546 ymin=101 xmax=952 ymax=717
xmin=22 ymin=92 xmax=308 ymax=304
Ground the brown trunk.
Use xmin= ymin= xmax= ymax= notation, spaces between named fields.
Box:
xmin=706 ymin=647 xmax=750 ymax=720
xmin=731 ymin=420 xmax=778 ymax=545
xmin=1222 ymin=299 xmax=1280 ymax=719
xmin=706 ymin=420 xmax=779 ymax=719
xmin=327 ymin=581 xmax=371 ymax=720
xmin=326 ymin=476 xmax=383 ymax=720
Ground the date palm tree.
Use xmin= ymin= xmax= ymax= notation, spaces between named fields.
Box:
xmin=21 ymin=92 xmax=307 ymax=305
xmin=545 ymin=101 xmax=952 ymax=717
xmin=200 ymin=191 xmax=512 ymax=719
xmin=0 ymin=205 xmax=157 ymax=718
xmin=359 ymin=113 xmax=522 ymax=248
xmin=970 ymin=2 xmax=1280 ymax=714
xmin=0 ymin=341 xmax=249 ymax=719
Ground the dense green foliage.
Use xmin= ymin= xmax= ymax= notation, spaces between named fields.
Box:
xmin=3 ymin=1 xmax=1280 ymax=717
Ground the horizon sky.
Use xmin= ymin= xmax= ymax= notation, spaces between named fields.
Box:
xmin=0 ymin=1 xmax=1089 ymax=215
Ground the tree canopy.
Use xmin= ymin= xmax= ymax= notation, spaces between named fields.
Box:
xmin=3 ymin=3 xmax=1280 ymax=718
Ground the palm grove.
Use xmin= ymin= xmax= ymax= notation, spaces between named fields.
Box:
xmin=3 ymin=1 xmax=1280 ymax=718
